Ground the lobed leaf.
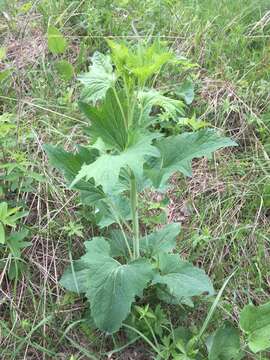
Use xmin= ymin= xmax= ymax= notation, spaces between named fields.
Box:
xmin=146 ymin=129 xmax=237 ymax=188
xmin=106 ymin=40 xmax=130 ymax=74
xmin=44 ymin=144 xmax=134 ymax=227
xmin=240 ymin=301 xmax=270 ymax=353
xmin=156 ymin=286 xmax=194 ymax=307
xmin=152 ymin=252 xmax=214 ymax=300
xmin=208 ymin=324 xmax=243 ymax=360
xmin=60 ymin=237 xmax=154 ymax=333
xmin=78 ymin=52 xmax=116 ymax=104
xmin=79 ymin=89 xmax=128 ymax=151
xmin=141 ymin=223 xmax=180 ymax=256
xmin=44 ymin=144 xmax=107 ymax=211
xmin=137 ymin=89 xmax=185 ymax=121
xmin=44 ymin=145 xmax=98 ymax=182
xmin=70 ymin=132 xmax=160 ymax=193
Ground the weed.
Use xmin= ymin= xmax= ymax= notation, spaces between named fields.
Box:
xmin=45 ymin=40 xmax=236 ymax=346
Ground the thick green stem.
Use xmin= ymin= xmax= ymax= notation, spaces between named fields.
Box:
xmin=130 ymin=173 xmax=140 ymax=259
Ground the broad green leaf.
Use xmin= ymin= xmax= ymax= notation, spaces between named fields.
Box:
xmin=47 ymin=26 xmax=68 ymax=54
xmin=78 ymin=52 xmax=116 ymax=104
xmin=6 ymin=210 xmax=28 ymax=226
xmin=0 ymin=202 xmax=8 ymax=220
xmin=44 ymin=144 xmax=105 ymax=205
xmin=0 ymin=47 xmax=6 ymax=60
xmin=152 ymin=253 xmax=214 ymax=300
xmin=79 ymin=182 xmax=106 ymax=204
xmin=0 ymin=205 xmax=25 ymax=227
xmin=146 ymin=129 xmax=237 ymax=188
xmin=79 ymin=89 xmax=128 ymax=150
xmin=60 ymin=236 xmax=109 ymax=294
xmin=79 ymin=184 xmax=105 ymax=205
xmin=0 ymin=69 xmax=12 ymax=82
xmin=71 ymin=132 xmax=160 ymax=193
xmin=141 ymin=223 xmax=180 ymax=256
xmin=60 ymin=258 xmax=93 ymax=294
xmin=44 ymin=144 xmax=132 ymax=226
xmin=240 ymin=302 xmax=270 ymax=353
xmin=55 ymin=60 xmax=74 ymax=81
xmin=137 ymin=89 xmax=185 ymax=120
xmin=86 ymin=246 xmax=153 ymax=333
xmin=7 ymin=229 xmax=31 ymax=258
xmin=0 ymin=222 xmax=5 ymax=244
xmin=60 ymin=237 xmax=153 ymax=333
xmin=156 ymin=286 xmax=194 ymax=307
xmin=176 ymin=81 xmax=194 ymax=105
xmin=94 ymin=195 xmax=131 ymax=228
xmin=107 ymin=229 xmax=132 ymax=257
xmin=44 ymin=144 xmax=98 ymax=184
xmin=208 ymin=324 xmax=243 ymax=360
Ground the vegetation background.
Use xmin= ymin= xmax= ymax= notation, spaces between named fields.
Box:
xmin=0 ymin=0 xmax=270 ymax=359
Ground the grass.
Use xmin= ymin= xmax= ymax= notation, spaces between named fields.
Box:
xmin=0 ymin=0 xmax=270 ymax=359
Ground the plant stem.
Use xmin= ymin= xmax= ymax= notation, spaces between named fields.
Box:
xmin=143 ymin=318 xmax=159 ymax=349
xmin=130 ymin=172 xmax=140 ymax=259
xmin=136 ymin=82 xmax=146 ymax=126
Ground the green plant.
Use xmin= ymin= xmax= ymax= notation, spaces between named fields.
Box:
xmin=239 ymin=301 xmax=270 ymax=354
xmin=0 ymin=201 xmax=30 ymax=279
xmin=45 ymin=40 xmax=236 ymax=334
xmin=121 ymin=274 xmax=241 ymax=359
xmin=123 ymin=299 xmax=270 ymax=359
xmin=123 ymin=304 xmax=240 ymax=359
xmin=206 ymin=300 xmax=270 ymax=359
xmin=0 ymin=113 xmax=45 ymax=197
xmin=47 ymin=25 xmax=75 ymax=82
xmin=125 ymin=304 xmax=204 ymax=359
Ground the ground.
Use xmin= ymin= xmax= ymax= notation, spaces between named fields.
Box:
xmin=0 ymin=0 xmax=270 ymax=359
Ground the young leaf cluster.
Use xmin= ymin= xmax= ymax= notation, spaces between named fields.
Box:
xmin=125 ymin=300 xmax=270 ymax=359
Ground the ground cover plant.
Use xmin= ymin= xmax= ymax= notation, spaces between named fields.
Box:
xmin=1 ymin=0 xmax=270 ymax=359
xmin=0 ymin=201 xmax=30 ymax=279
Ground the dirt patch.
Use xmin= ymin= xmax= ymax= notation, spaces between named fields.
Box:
xmin=2 ymin=27 xmax=46 ymax=70
xmin=113 ymin=344 xmax=153 ymax=360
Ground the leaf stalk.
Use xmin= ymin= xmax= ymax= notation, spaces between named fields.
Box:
xmin=130 ymin=172 xmax=140 ymax=259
